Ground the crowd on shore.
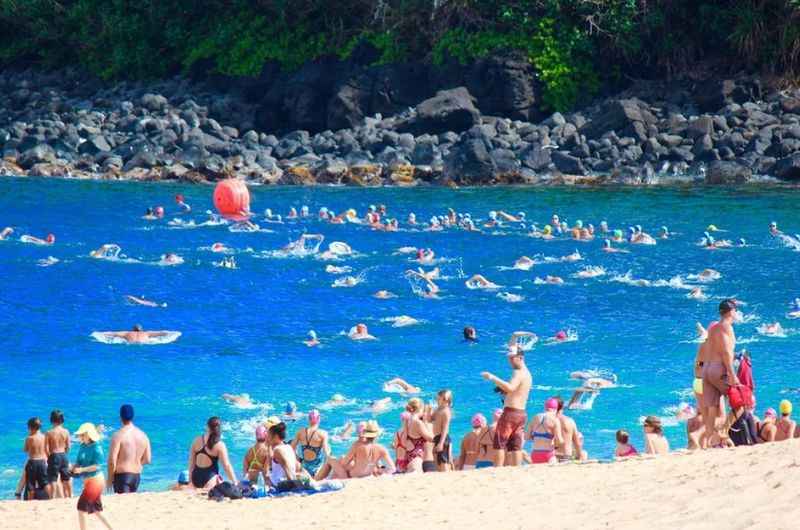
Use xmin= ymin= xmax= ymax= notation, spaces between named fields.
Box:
xmin=14 ymin=298 xmax=800 ymax=529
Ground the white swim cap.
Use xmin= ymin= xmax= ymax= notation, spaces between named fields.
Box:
xmin=308 ymin=330 xmax=317 ymax=339
xmin=265 ymin=208 xmax=272 ymax=217
xmin=489 ymin=211 xmax=497 ymax=219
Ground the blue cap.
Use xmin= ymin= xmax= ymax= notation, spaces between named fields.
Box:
xmin=285 ymin=401 xmax=297 ymax=414
xmin=177 ymin=471 xmax=189 ymax=485
xmin=120 ymin=404 xmax=134 ymax=422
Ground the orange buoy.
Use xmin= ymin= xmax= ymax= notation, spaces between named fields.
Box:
xmin=213 ymin=179 xmax=251 ymax=221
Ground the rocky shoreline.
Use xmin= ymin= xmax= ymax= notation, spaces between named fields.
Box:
xmin=2 ymin=67 xmax=800 ymax=186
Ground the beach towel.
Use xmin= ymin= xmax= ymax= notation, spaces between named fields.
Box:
xmin=243 ymin=480 xmax=345 ymax=499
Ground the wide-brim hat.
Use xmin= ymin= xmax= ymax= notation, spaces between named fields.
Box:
xmin=75 ymin=422 xmax=101 ymax=442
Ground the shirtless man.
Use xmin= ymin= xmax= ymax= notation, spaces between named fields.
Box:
xmin=554 ymin=397 xmax=584 ymax=462
xmin=45 ymin=410 xmax=72 ymax=498
xmin=109 ymin=325 xmax=171 ymax=344
xmin=23 ymin=417 xmax=48 ymax=500
xmin=108 ymin=405 xmax=151 ymax=493
xmin=432 ymin=390 xmax=453 ymax=472
xmin=701 ymin=300 xmax=740 ymax=446
xmin=481 ymin=342 xmax=532 ymax=466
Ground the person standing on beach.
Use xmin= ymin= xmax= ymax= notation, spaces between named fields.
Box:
xmin=45 ymin=410 xmax=72 ymax=499
xmin=107 ymin=405 xmax=151 ymax=494
xmin=73 ymin=423 xmax=112 ymax=530
xmin=432 ymin=390 xmax=453 ymax=472
xmin=481 ymin=341 xmax=532 ymax=466
xmin=701 ymin=300 xmax=740 ymax=445
xmin=23 ymin=417 xmax=48 ymax=500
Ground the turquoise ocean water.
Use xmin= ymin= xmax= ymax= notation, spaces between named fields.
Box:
xmin=1 ymin=177 xmax=799 ymax=497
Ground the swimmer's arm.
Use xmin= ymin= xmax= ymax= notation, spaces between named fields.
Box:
xmin=146 ymin=331 xmax=170 ymax=338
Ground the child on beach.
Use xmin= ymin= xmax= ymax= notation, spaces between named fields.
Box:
xmin=45 ymin=409 xmax=72 ymax=499
xmin=432 ymin=390 xmax=453 ymax=472
xmin=643 ymin=416 xmax=670 ymax=455
xmin=614 ymin=430 xmax=638 ymax=458
xmin=23 ymin=417 xmax=49 ymax=500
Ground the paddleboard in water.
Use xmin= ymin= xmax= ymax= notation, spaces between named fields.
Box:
xmin=90 ymin=331 xmax=181 ymax=345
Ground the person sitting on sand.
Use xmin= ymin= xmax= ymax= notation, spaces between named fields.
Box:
xmin=526 ymin=398 xmax=563 ymax=464
xmin=188 ymin=417 xmax=237 ymax=489
xmin=614 ymin=429 xmax=638 ymax=458
xmin=465 ymin=274 xmax=500 ymax=290
xmin=266 ymin=422 xmax=306 ymax=489
xmin=303 ymin=330 xmax=319 ymax=347
xmin=291 ymin=410 xmax=330 ymax=479
xmin=643 ymin=416 xmax=669 ymax=455
xmin=169 ymin=471 xmax=193 ymax=491
xmin=383 ymin=377 xmax=421 ymax=394
xmin=757 ymin=408 xmax=778 ymax=443
xmin=457 ymin=414 xmax=486 ymax=471
xmin=324 ymin=421 xmax=395 ymax=479
xmin=243 ymin=426 xmax=270 ymax=486
xmin=348 ymin=323 xmax=375 ymax=341
xmin=686 ymin=408 xmax=705 ymax=450
xmin=775 ymin=400 xmax=796 ymax=442
xmin=105 ymin=325 xmax=171 ymax=344
xmin=474 ymin=409 xmax=503 ymax=469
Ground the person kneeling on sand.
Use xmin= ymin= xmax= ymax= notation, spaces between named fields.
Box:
xmin=615 ymin=430 xmax=638 ymax=458
xmin=322 ymin=421 xmax=395 ymax=478
xmin=643 ymin=416 xmax=669 ymax=454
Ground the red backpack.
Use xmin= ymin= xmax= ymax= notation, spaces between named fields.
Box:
xmin=727 ymin=384 xmax=754 ymax=410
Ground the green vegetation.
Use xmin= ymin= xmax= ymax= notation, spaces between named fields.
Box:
xmin=3 ymin=1 xmax=800 ymax=112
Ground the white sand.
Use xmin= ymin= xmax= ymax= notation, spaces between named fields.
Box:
xmin=3 ymin=440 xmax=799 ymax=530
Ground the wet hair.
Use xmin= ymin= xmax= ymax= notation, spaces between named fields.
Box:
xmin=28 ymin=417 xmax=42 ymax=432
xmin=463 ymin=326 xmax=476 ymax=340
xmin=269 ymin=421 xmax=287 ymax=441
xmin=132 ymin=324 xmax=143 ymax=332
xmin=616 ymin=429 xmax=629 ymax=444
xmin=206 ymin=417 xmax=222 ymax=449
xmin=437 ymin=389 xmax=453 ymax=407
xmin=555 ymin=396 xmax=565 ymax=413
xmin=406 ymin=397 xmax=423 ymax=414
xmin=719 ymin=299 xmax=737 ymax=315
xmin=50 ymin=410 xmax=64 ymax=425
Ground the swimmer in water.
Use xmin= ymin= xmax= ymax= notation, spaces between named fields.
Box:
xmin=698 ymin=269 xmax=721 ymax=281
xmin=125 ymin=295 xmax=166 ymax=308
xmin=142 ymin=208 xmax=157 ymax=220
xmin=222 ymin=393 xmax=254 ymax=408
xmin=283 ymin=234 xmax=324 ymax=254
xmin=416 ymin=248 xmax=435 ymax=264
xmin=0 ymin=227 xmax=13 ymax=240
xmin=688 ymin=287 xmax=706 ymax=300
xmin=211 ymin=242 xmax=229 ymax=253
xmin=90 ymin=244 xmax=121 ymax=259
xmin=465 ymin=274 xmax=500 ymax=289
xmin=175 ymin=194 xmax=191 ymax=214
xmin=331 ymin=421 xmax=354 ymax=442
xmin=287 ymin=207 xmax=298 ymax=219
xmin=21 ymin=233 xmax=55 ymax=245
xmin=303 ymin=330 xmax=320 ymax=347
xmin=562 ymin=251 xmax=582 ymax=262
xmin=544 ymin=275 xmax=564 ymax=285
xmin=553 ymin=330 xmax=569 ymax=342
xmin=383 ymin=378 xmax=421 ymax=394
xmin=160 ymin=253 xmax=183 ymax=265
xmin=368 ymin=398 xmax=392 ymax=414
xmin=464 ymin=326 xmax=478 ymax=342
xmin=497 ymin=211 xmax=523 ymax=223
xmin=373 ymin=290 xmax=397 ymax=299
xmin=283 ymin=401 xmax=300 ymax=421
xmin=407 ymin=213 xmax=417 ymax=225
xmin=769 ymin=221 xmax=781 ymax=236
xmin=513 ymin=256 xmax=535 ymax=271
xmin=406 ymin=270 xmax=440 ymax=298
xmin=601 ymin=239 xmax=626 ymax=253
xmin=104 ymin=325 xmax=172 ymax=344
xmin=759 ymin=322 xmax=785 ymax=336
xmin=599 ymin=221 xmax=609 ymax=234
xmin=348 ymin=323 xmax=376 ymax=341
xmin=660 ymin=226 xmax=669 ymax=239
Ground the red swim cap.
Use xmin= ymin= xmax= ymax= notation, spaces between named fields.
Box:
xmin=175 ymin=194 xmax=184 ymax=203
xmin=555 ymin=330 xmax=567 ymax=340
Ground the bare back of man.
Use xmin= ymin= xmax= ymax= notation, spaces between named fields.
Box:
xmin=556 ymin=412 xmax=581 ymax=461
xmin=109 ymin=424 xmax=151 ymax=493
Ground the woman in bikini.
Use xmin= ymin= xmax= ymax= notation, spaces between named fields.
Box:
xmin=242 ymin=426 xmax=270 ymax=485
xmin=392 ymin=412 xmax=411 ymax=471
xmin=326 ymin=421 xmax=395 ymax=478
xmin=188 ymin=417 xmax=237 ymax=489
xmin=527 ymin=398 xmax=563 ymax=464
xmin=457 ymin=413 xmax=486 ymax=470
xmin=396 ymin=398 xmax=433 ymax=473
xmin=475 ymin=409 xmax=503 ymax=469
xmin=757 ymin=408 xmax=778 ymax=443
xmin=290 ymin=409 xmax=330 ymax=479
xmin=775 ymin=400 xmax=796 ymax=442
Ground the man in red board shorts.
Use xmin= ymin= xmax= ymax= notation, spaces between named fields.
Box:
xmin=481 ymin=333 xmax=533 ymax=466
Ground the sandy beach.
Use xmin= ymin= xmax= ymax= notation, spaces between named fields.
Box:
xmin=4 ymin=440 xmax=799 ymax=530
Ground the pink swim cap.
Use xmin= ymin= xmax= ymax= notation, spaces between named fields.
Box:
xmin=255 ymin=425 xmax=267 ymax=441
xmin=308 ymin=409 xmax=321 ymax=425
xmin=545 ymin=398 xmax=558 ymax=410
xmin=555 ymin=331 xmax=567 ymax=340
xmin=764 ymin=408 xmax=777 ymax=419
xmin=471 ymin=413 xmax=487 ymax=428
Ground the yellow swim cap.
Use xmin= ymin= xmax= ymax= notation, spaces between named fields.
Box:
xmin=543 ymin=224 xmax=552 ymax=234
xmin=693 ymin=378 xmax=703 ymax=395
xmin=780 ymin=399 xmax=792 ymax=415
xmin=707 ymin=224 xmax=718 ymax=232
